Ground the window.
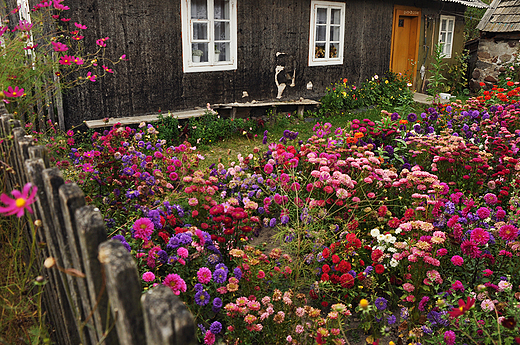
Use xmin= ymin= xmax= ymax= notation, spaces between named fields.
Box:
xmin=438 ymin=15 xmax=455 ymax=58
xmin=308 ymin=1 xmax=345 ymax=66
xmin=181 ymin=0 xmax=237 ymax=73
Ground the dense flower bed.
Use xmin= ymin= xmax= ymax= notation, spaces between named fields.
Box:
xmin=20 ymin=89 xmax=520 ymax=344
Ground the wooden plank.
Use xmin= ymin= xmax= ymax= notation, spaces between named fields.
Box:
xmin=42 ymin=168 xmax=86 ymax=343
xmin=85 ymin=109 xmax=207 ymax=129
xmin=141 ymin=285 xmax=196 ymax=345
xmin=75 ymin=206 xmax=119 ymax=345
xmin=58 ymin=183 xmax=96 ymax=344
xmin=213 ymin=99 xmax=320 ymax=108
xmin=25 ymin=158 xmax=78 ymax=345
xmin=98 ymin=240 xmax=146 ymax=345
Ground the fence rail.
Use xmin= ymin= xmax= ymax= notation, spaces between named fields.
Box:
xmin=0 ymin=102 xmax=196 ymax=345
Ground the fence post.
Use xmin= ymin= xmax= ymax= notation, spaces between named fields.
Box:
xmin=98 ymin=240 xmax=146 ymax=345
xmin=141 ymin=285 xmax=197 ymax=345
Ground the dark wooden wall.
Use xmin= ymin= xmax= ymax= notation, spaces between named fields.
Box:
xmin=60 ymin=0 xmax=462 ymax=128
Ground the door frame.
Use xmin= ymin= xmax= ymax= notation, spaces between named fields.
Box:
xmin=390 ymin=5 xmax=421 ymax=88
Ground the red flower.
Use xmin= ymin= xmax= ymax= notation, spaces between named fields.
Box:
xmin=340 ymin=273 xmax=354 ymax=288
xmin=332 ymin=254 xmax=340 ymax=264
xmin=375 ymin=264 xmax=385 ymax=274
xmin=337 ymin=260 xmax=351 ymax=273
xmin=322 ymin=264 xmax=331 ymax=273
xmin=449 ymin=297 xmax=476 ymax=318
xmin=371 ymin=249 xmax=384 ymax=262
xmin=322 ymin=248 xmax=330 ymax=259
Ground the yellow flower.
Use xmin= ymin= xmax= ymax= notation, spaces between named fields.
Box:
xmin=385 ymin=80 xmax=389 ymax=84
xmin=359 ymin=299 xmax=369 ymax=309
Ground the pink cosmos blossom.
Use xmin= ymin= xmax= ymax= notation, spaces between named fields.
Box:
xmin=86 ymin=72 xmax=96 ymax=82
xmin=15 ymin=20 xmax=33 ymax=31
xmin=3 ymin=86 xmax=24 ymax=98
xmin=102 ymin=65 xmax=114 ymax=73
xmin=0 ymin=26 xmax=8 ymax=36
xmin=96 ymin=37 xmax=109 ymax=47
xmin=59 ymin=55 xmax=73 ymax=65
xmin=133 ymin=218 xmax=154 ymax=240
xmin=73 ymin=57 xmax=84 ymax=65
xmin=0 ymin=183 xmax=37 ymax=217
xmin=51 ymin=41 xmax=68 ymax=52
xmin=74 ymin=22 xmax=87 ymax=29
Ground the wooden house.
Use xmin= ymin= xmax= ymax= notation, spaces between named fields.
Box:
xmin=469 ymin=0 xmax=520 ymax=90
xmin=57 ymin=0 xmax=488 ymax=128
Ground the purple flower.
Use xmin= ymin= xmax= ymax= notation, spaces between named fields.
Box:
xmin=269 ymin=218 xmax=277 ymax=227
xmin=386 ymin=315 xmax=396 ymax=325
xmin=194 ymin=283 xmax=203 ymax=292
xmin=195 ymin=291 xmax=210 ymax=306
xmin=390 ymin=112 xmax=399 ymax=121
xmin=213 ymin=268 xmax=227 ymax=284
xmin=209 ymin=321 xmax=222 ymax=334
xmin=418 ymin=296 xmax=430 ymax=311
xmin=233 ymin=267 xmax=242 ymax=280
xmin=407 ymin=113 xmax=417 ymax=122
xmin=374 ymin=297 xmax=387 ymax=311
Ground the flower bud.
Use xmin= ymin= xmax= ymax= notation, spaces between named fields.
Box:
xmin=44 ymin=257 xmax=56 ymax=268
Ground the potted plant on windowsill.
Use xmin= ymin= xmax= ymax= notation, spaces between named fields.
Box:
xmin=214 ymin=49 xmax=221 ymax=62
xmin=192 ymin=49 xmax=203 ymax=63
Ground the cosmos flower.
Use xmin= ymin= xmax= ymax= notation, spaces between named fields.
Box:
xmin=0 ymin=183 xmax=37 ymax=217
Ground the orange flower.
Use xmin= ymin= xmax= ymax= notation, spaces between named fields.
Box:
xmin=346 ymin=137 xmax=358 ymax=144
xmin=354 ymin=132 xmax=364 ymax=139
xmin=399 ymin=119 xmax=408 ymax=125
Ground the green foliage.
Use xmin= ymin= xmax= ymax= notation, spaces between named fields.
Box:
xmin=155 ymin=112 xmax=182 ymax=146
xmin=427 ymin=44 xmax=449 ymax=100
xmin=446 ymin=50 xmax=470 ymax=95
xmin=318 ymin=72 xmax=414 ymax=117
xmin=464 ymin=0 xmax=492 ymax=41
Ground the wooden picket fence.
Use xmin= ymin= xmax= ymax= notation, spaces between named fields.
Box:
xmin=0 ymin=103 xmax=196 ymax=345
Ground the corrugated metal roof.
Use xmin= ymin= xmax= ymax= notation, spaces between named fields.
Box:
xmin=441 ymin=0 xmax=490 ymax=8
xmin=477 ymin=0 xmax=520 ymax=32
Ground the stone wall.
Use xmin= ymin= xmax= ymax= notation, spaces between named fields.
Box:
xmin=470 ymin=38 xmax=519 ymax=90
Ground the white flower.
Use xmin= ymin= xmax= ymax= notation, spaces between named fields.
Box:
xmin=370 ymin=228 xmax=380 ymax=237
xmin=384 ymin=234 xmax=396 ymax=244
xmin=390 ymin=258 xmax=399 ymax=267
xmin=387 ymin=247 xmax=397 ymax=253
xmin=395 ymin=228 xmax=402 ymax=234
xmin=377 ymin=234 xmax=386 ymax=242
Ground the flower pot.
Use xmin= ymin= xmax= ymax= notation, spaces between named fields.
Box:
xmin=193 ymin=55 xmax=201 ymax=63
xmin=214 ymin=53 xmax=220 ymax=62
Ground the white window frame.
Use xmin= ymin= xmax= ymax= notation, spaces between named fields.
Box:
xmin=438 ymin=15 xmax=455 ymax=59
xmin=308 ymin=0 xmax=345 ymax=67
xmin=181 ymin=0 xmax=237 ymax=73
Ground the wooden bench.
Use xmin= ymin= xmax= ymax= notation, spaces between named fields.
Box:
xmin=213 ymin=99 xmax=320 ymax=119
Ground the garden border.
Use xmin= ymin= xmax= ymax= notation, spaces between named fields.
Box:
xmin=0 ymin=102 xmax=196 ymax=345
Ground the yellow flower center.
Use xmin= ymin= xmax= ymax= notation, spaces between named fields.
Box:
xmin=12 ymin=92 xmax=17 ymax=96
xmin=15 ymin=198 xmax=26 ymax=208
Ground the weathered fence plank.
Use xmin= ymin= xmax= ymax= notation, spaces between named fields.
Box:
xmin=76 ymin=205 xmax=119 ymax=345
xmin=98 ymin=240 xmax=146 ymax=345
xmin=141 ymin=285 xmax=197 ymax=345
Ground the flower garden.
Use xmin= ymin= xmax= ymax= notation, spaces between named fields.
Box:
xmin=2 ymin=80 xmax=512 ymax=345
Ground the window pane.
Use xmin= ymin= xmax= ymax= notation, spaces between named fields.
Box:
xmin=316 ymin=25 xmax=326 ymax=42
xmin=329 ymin=43 xmax=339 ymax=58
xmin=445 ymin=44 xmax=451 ymax=55
xmin=191 ymin=0 xmax=207 ymax=19
xmin=440 ymin=32 xmax=446 ymax=43
xmin=317 ymin=8 xmax=327 ymax=24
xmin=193 ymin=22 xmax=208 ymax=40
xmin=215 ymin=42 xmax=230 ymax=61
xmin=192 ymin=43 xmax=208 ymax=62
xmin=441 ymin=19 xmax=446 ymax=31
xmin=315 ymin=43 xmax=325 ymax=59
xmin=448 ymin=19 xmax=453 ymax=32
xmin=447 ymin=32 xmax=452 ymax=43
xmin=330 ymin=25 xmax=340 ymax=42
xmin=214 ymin=0 xmax=230 ymax=20
xmin=331 ymin=9 xmax=341 ymax=24
xmin=214 ymin=21 xmax=230 ymax=40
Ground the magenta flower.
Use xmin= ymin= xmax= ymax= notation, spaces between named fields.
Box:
xmin=51 ymin=41 xmax=68 ymax=52
xmin=15 ymin=20 xmax=33 ymax=32
xmin=470 ymin=228 xmax=490 ymax=245
xmin=133 ymin=218 xmax=154 ymax=240
xmin=102 ymin=65 xmax=114 ymax=73
xmin=444 ymin=330 xmax=456 ymax=345
xmin=74 ymin=22 xmax=87 ymax=30
xmin=59 ymin=55 xmax=73 ymax=65
xmin=163 ymin=273 xmax=187 ymax=295
xmin=460 ymin=240 xmax=481 ymax=259
xmin=96 ymin=37 xmax=109 ymax=47
xmin=73 ymin=57 xmax=84 ymax=65
xmin=264 ymin=163 xmax=273 ymax=174
xmin=142 ymin=272 xmax=155 ymax=282
xmin=86 ymin=72 xmax=96 ymax=82
xmin=0 ymin=183 xmax=37 ymax=217
xmin=450 ymin=255 xmax=464 ymax=266
xmin=3 ymin=86 xmax=24 ymax=98
xmin=197 ymin=267 xmax=212 ymax=284
xmin=499 ymin=224 xmax=518 ymax=241
xmin=0 ymin=26 xmax=8 ymax=36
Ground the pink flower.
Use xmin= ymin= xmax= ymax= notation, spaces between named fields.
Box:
xmin=460 ymin=240 xmax=481 ymax=258
xmin=451 ymin=255 xmax=464 ymax=266
xmin=0 ymin=26 xmax=8 ymax=36
xmin=264 ymin=163 xmax=273 ymax=174
xmin=102 ymin=65 xmax=114 ymax=73
xmin=482 ymin=269 xmax=493 ymax=277
xmin=120 ymin=54 xmax=128 ymax=60
xmin=59 ymin=55 xmax=73 ymax=65
xmin=73 ymin=56 xmax=84 ymax=65
xmin=86 ymin=72 xmax=96 ymax=82
xmin=498 ymin=224 xmax=518 ymax=241
xmin=74 ymin=22 xmax=87 ymax=30
xmin=15 ymin=20 xmax=33 ymax=31
xmin=197 ymin=267 xmax=212 ymax=284
xmin=96 ymin=37 xmax=109 ymax=47
xmin=470 ymin=228 xmax=490 ymax=245
xmin=3 ymin=86 xmax=24 ymax=98
xmin=436 ymin=248 xmax=448 ymax=256
xmin=133 ymin=218 xmax=154 ymax=240
xmin=177 ymin=247 xmax=189 ymax=258
xmin=162 ymin=273 xmax=187 ymax=295
xmin=204 ymin=330 xmax=215 ymax=345
xmin=0 ymin=183 xmax=37 ymax=217
xmin=403 ymin=283 xmax=415 ymax=292
xmin=51 ymin=41 xmax=68 ymax=52
xmin=142 ymin=272 xmax=155 ymax=282
xmin=257 ymin=270 xmax=265 ymax=279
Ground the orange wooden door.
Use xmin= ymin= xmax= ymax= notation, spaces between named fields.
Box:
xmin=390 ymin=6 xmax=421 ymax=87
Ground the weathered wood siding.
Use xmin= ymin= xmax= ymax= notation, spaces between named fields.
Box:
xmin=62 ymin=0 xmax=464 ymax=127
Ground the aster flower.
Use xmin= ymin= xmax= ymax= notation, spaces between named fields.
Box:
xmin=163 ymin=273 xmax=187 ymax=295
xmin=195 ymin=290 xmax=210 ymax=306
xmin=498 ymin=224 xmax=518 ymax=241
xmin=209 ymin=321 xmax=222 ymax=334
xmin=133 ymin=218 xmax=154 ymax=240
xmin=374 ymin=297 xmax=387 ymax=311
xmin=213 ymin=268 xmax=227 ymax=284
xmin=0 ymin=183 xmax=37 ymax=217
xmin=197 ymin=267 xmax=212 ymax=284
